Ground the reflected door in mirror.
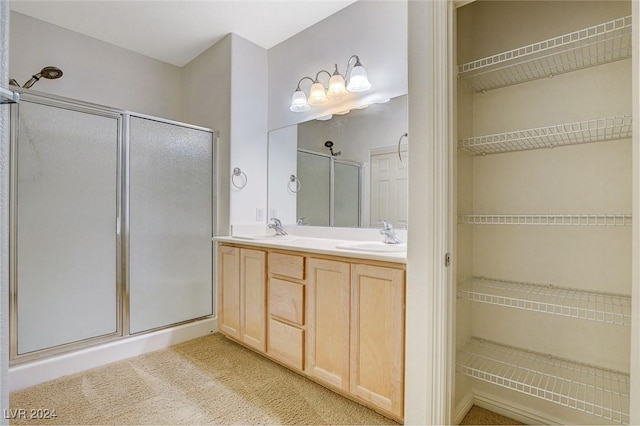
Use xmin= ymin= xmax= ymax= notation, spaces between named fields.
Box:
xmin=370 ymin=148 xmax=408 ymax=228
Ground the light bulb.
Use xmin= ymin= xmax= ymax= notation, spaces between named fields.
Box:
xmin=290 ymin=90 xmax=310 ymax=112
xmin=347 ymin=64 xmax=371 ymax=92
xmin=308 ymin=82 xmax=328 ymax=105
xmin=327 ymin=74 xmax=347 ymax=100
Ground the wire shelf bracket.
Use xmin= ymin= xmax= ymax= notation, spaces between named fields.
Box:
xmin=458 ymin=277 xmax=631 ymax=326
xmin=458 ymin=214 xmax=632 ymax=226
xmin=459 ymin=115 xmax=632 ymax=156
xmin=457 ymin=338 xmax=630 ymax=424
xmin=458 ymin=15 xmax=632 ymax=92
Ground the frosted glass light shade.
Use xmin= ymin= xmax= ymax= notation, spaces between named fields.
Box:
xmin=347 ymin=65 xmax=371 ymax=92
xmin=290 ymin=90 xmax=311 ymax=112
xmin=308 ymin=82 xmax=328 ymax=105
xmin=327 ymin=74 xmax=347 ymax=100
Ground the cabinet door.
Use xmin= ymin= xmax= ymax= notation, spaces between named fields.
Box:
xmin=218 ymin=245 xmax=240 ymax=338
xmin=240 ymin=248 xmax=267 ymax=351
xmin=350 ymin=264 xmax=405 ymax=417
xmin=306 ymin=258 xmax=350 ymax=390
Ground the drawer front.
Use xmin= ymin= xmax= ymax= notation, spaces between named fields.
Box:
xmin=268 ymin=319 xmax=304 ymax=370
xmin=269 ymin=278 xmax=304 ymax=325
xmin=269 ymin=252 xmax=305 ymax=280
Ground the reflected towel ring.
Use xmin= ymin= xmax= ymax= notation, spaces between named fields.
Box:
xmin=398 ymin=132 xmax=408 ymax=165
xmin=288 ymin=175 xmax=301 ymax=193
xmin=232 ymin=167 xmax=247 ymax=189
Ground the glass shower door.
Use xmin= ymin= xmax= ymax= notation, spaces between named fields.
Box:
xmin=128 ymin=117 xmax=213 ymax=334
xmin=334 ymin=161 xmax=361 ymax=227
xmin=296 ymin=151 xmax=331 ymax=226
xmin=13 ymin=99 xmax=121 ymax=356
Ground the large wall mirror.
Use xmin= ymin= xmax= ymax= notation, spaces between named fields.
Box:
xmin=268 ymin=95 xmax=408 ymax=229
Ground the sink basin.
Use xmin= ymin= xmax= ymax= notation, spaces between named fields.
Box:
xmin=233 ymin=234 xmax=297 ymax=241
xmin=335 ymin=241 xmax=407 ymax=253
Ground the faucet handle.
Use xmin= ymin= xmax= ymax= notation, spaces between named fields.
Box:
xmin=381 ymin=219 xmax=393 ymax=230
xmin=270 ymin=218 xmax=282 ymax=227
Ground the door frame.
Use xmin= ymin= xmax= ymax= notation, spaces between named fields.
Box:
xmin=405 ymin=0 xmax=455 ymax=424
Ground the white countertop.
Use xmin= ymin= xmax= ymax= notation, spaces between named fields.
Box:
xmin=213 ymin=235 xmax=407 ymax=264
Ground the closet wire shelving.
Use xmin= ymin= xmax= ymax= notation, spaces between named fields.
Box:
xmin=455 ymin=11 xmax=635 ymax=425
xmin=458 ymin=15 xmax=632 ymax=92
xmin=458 ymin=214 xmax=632 ymax=226
xmin=457 ymin=338 xmax=630 ymax=424
xmin=458 ymin=277 xmax=632 ymax=326
xmin=459 ymin=115 xmax=632 ymax=156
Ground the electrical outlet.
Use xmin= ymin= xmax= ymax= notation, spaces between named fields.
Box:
xmin=256 ymin=208 xmax=264 ymax=221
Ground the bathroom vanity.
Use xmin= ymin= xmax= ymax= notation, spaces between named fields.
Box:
xmin=214 ymin=236 xmax=406 ymax=421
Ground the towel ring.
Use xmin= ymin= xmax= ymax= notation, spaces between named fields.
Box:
xmin=288 ymin=175 xmax=301 ymax=193
xmin=398 ymin=132 xmax=408 ymax=165
xmin=232 ymin=167 xmax=247 ymax=189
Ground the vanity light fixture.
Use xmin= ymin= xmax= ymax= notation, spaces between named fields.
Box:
xmin=289 ymin=55 xmax=371 ymax=113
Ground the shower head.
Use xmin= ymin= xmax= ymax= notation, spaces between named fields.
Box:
xmin=324 ymin=140 xmax=341 ymax=157
xmin=41 ymin=66 xmax=63 ymax=79
xmin=22 ymin=66 xmax=64 ymax=89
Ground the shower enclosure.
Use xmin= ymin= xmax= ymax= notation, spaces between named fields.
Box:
xmin=296 ymin=149 xmax=361 ymax=227
xmin=9 ymin=91 xmax=216 ymax=361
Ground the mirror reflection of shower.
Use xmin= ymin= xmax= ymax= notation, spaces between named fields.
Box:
xmin=10 ymin=66 xmax=64 ymax=88
xmin=324 ymin=140 xmax=341 ymax=157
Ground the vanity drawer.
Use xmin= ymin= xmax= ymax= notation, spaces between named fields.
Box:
xmin=268 ymin=318 xmax=304 ymax=370
xmin=269 ymin=278 xmax=304 ymax=325
xmin=268 ymin=252 xmax=305 ymax=280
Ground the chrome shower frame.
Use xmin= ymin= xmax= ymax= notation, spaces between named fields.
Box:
xmin=8 ymin=88 xmax=218 ymax=364
xmin=297 ymin=148 xmax=363 ymax=227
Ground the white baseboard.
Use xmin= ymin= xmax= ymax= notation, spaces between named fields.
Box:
xmin=454 ymin=391 xmax=474 ymax=424
xmin=472 ymin=390 xmax=568 ymax=425
xmin=9 ymin=317 xmax=217 ymax=392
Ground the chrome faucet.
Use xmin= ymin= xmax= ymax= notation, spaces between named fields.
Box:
xmin=268 ymin=218 xmax=288 ymax=236
xmin=296 ymin=217 xmax=308 ymax=225
xmin=380 ymin=219 xmax=402 ymax=244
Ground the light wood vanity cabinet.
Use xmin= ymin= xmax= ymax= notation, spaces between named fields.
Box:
xmin=239 ymin=249 xmax=267 ymax=351
xmin=217 ymin=245 xmax=241 ymax=338
xmin=217 ymin=246 xmax=266 ymax=351
xmin=306 ymin=258 xmax=351 ymax=390
xmin=349 ymin=264 xmax=405 ymax=418
xmin=306 ymin=259 xmax=405 ymax=418
xmin=217 ymin=243 xmax=405 ymax=421
xmin=267 ymin=252 xmax=306 ymax=371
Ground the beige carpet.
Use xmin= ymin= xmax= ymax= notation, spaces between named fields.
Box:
xmin=10 ymin=333 xmax=396 ymax=425
xmin=460 ymin=406 xmax=523 ymax=425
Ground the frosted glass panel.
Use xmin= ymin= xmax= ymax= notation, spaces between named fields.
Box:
xmin=16 ymin=101 xmax=119 ymax=354
xmin=297 ymin=151 xmax=330 ymax=226
xmin=129 ymin=117 xmax=213 ymax=334
xmin=334 ymin=162 xmax=360 ymax=227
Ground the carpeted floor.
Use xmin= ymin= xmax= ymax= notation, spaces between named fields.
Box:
xmin=10 ymin=333 xmax=396 ymax=425
xmin=460 ymin=406 xmax=523 ymax=425
xmin=10 ymin=333 xmax=522 ymax=425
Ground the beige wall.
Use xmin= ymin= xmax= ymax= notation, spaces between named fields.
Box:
xmin=10 ymin=12 xmax=182 ymax=121
xmin=455 ymin=1 xmax=632 ymax=423
xmin=181 ymin=35 xmax=232 ymax=235
xmin=229 ymin=35 xmax=269 ymax=226
xmin=267 ymin=0 xmax=408 ymax=131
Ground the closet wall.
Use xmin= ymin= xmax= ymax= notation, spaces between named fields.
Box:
xmin=455 ymin=1 xmax=632 ymax=424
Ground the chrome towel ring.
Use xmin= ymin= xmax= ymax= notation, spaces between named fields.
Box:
xmin=232 ymin=167 xmax=247 ymax=189
xmin=288 ymin=174 xmax=301 ymax=193
xmin=398 ymin=132 xmax=408 ymax=165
